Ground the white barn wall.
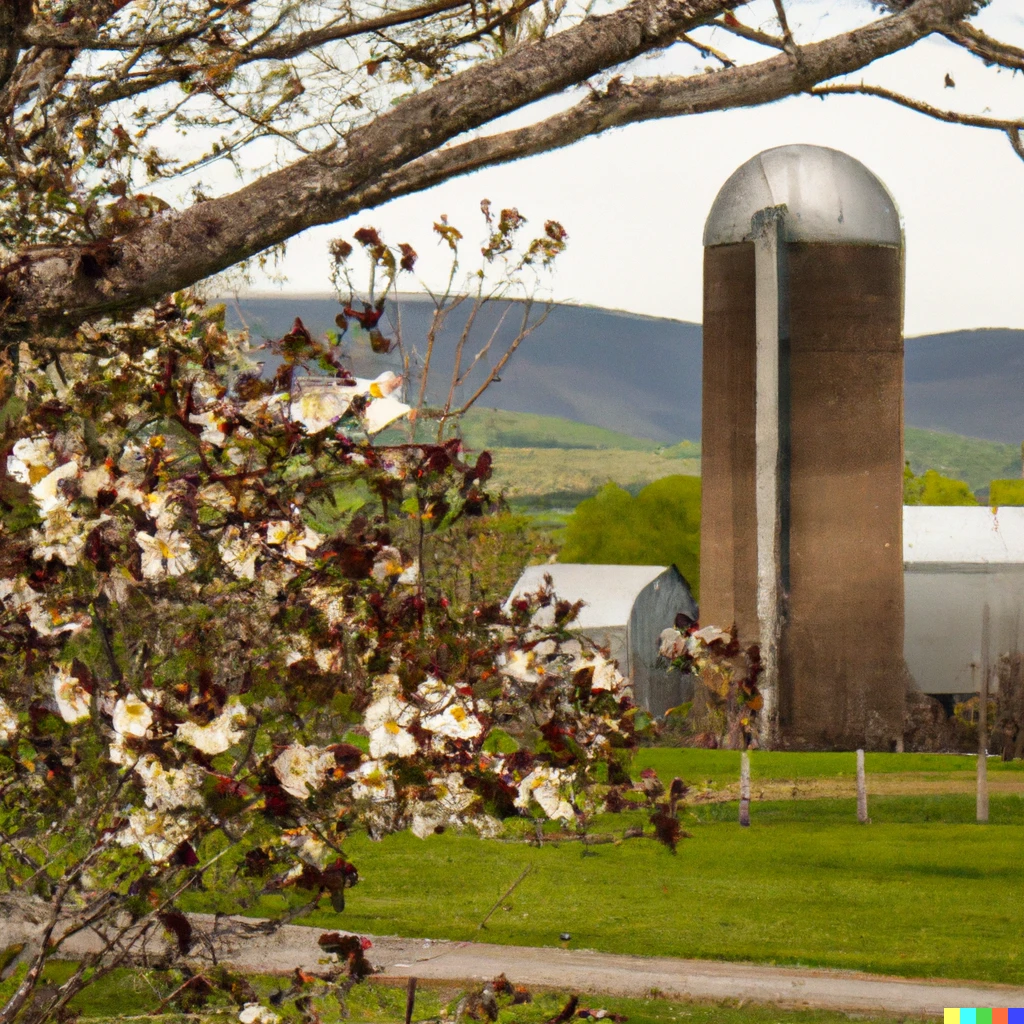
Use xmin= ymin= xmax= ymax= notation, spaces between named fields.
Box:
xmin=904 ymin=507 xmax=1024 ymax=696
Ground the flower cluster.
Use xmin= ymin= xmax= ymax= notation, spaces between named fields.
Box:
xmin=659 ymin=622 xmax=764 ymax=749
xmin=0 ymin=295 xmax=646 ymax=1022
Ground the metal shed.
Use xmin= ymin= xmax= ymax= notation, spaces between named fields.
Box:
xmin=507 ymin=563 xmax=698 ymax=717
xmin=904 ymin=506 xmax=1024 ymax=698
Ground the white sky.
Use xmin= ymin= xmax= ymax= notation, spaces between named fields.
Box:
xmin=233 ymin=0 xmax=1024 ymax=336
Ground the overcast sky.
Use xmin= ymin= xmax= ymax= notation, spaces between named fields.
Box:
xmin=232 ymin=0 xmax=1024 ymax=337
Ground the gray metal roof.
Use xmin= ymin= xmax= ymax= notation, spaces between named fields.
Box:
xmin=508 ymin=564 xmax=670 ymax=628
xmin=703 ymin=144 xmax=902 ymax=247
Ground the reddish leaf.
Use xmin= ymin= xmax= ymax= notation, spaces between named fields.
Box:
xmin=159 ymin=910 xmax=193 ymax=954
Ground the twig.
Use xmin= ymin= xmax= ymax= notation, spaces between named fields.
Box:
xmin=477 ymin=865 xmax=531 ymax=930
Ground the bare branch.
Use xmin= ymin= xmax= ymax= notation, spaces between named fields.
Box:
xmin=1009 ymin=126 xmax=1024 ymax=164
xmin=677 ymin=32 xmax=736 ymax=67
xmin=710 ymin=15 xmax=784 ymax=50
xmin=941 ymin=21 xmax=1024 ymax=72
xmin=771 ymin=0 xmax=799 ymax=60
xmin=810 ymin=82 xmax=1024 ymax=134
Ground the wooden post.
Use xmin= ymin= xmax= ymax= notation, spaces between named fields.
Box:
xmin=978 ymin=603 xmax=990 ymax=824
xmin=856 ymin=749 xmax=868 ymax=824
xmin=739 ymin=751 xmax=751 ymax=827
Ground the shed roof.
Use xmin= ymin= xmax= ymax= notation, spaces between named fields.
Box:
xmin=904 ymin=506 xmax=1024 ymax=564
xmin=507 ymin=564 xmax=669 ymax=628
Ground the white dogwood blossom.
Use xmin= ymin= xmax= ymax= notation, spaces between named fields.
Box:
xmin=116 ymin=808 xmax=192 ymax=863
xmin=189 ymin=410 xmax=227 ymax=445
xmin=135 ymin=755 xmax=205 ymax=812
xmin=265 ymin=521 xmax=323 ymax=563
xmin=219 ymin=526 xmax=261 ymax=580
xmin=112 ymin=695 xmax=153 ymax=738
xmin=136 ymin=529 xmax=195 ymax=579
xmin=53 ymin=666 xmax=90 ymax=723
xmin=30 ymin=461 xmax=79 ymax=515
xmin=515 ymin=766 xmax=574 ymax=821
xmin=290 ymin=385 xmax=353 ymax=434
xmin=272 ymin=743 xmax=337 ymax=799
xmin=421 ymin=703 xmax=483 ymax=741
xmin=175 ymin=700 xmax=247 ymax=755
xmin=363 ymin=394 xmax=411 ymax=435
xmin=6 ymin=436 xmax=55 ymax=485
xmin=0 ymin=697 xmax=17 ymax=744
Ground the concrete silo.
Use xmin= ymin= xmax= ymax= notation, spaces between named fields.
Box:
xmin=701 ymin=144 xmax=905 ymax=750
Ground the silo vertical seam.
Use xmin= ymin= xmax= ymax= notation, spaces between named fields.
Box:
xmin=752 ymin=206 xmax=787 ymax=748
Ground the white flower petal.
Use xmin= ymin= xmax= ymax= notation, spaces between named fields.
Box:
xmin=53 ymin=666 xmax=90 ymax=723
xmin=272 ymin=743 xmax=336 ymax=799
xmin=112 ymin=695 xmax=153 ymax=738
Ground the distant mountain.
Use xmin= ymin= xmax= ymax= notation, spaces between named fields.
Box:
xmin=904 ymin=329 xmax=1024 ymax=444
xmin=222 ymin=295 xmax=1024 ymax=446
xmin=224 ymin=295 xmax=702 ymax=444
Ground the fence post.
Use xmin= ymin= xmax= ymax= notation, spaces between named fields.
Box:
xmin=739 ymin=751 xmax=751 ymax=827
xmin=978 ymin=603 xmax=990 ymax=824
xmin=856 ymin=749 xmax=868 ymax=824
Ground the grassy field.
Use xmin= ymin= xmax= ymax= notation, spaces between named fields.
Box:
xmin=177 ymin=751 xmax=1024 ymax=988
xmin=491 ymin=448 xmax=700 ymax=507
xmin=3 ymin=964 xmax=928 ymax=1023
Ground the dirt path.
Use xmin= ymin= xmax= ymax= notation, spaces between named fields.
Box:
xmin=688 ymin=773 xmax=1024 ymax=803
xmin=30 ymin=916 xmax=1024 ymax=1018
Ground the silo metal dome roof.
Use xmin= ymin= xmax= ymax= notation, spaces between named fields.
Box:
xmin=703 ymin=144 xmax=902 ymax=247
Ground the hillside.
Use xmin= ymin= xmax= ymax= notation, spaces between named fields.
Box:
xmin=379 ymin=407 xmax=666 ymax=452
xmin=224 ymin=295 xmax=1024 ymax=447
xmin=225 ymin=294 xmax=702 ymax=443
xmin=903 ymin=428 xmax=1020 ymax=495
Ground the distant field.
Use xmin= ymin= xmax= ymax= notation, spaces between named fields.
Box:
xmin=381 ymin=407 xmax=672 ymax=452
xmin=904 ymin=428 xmax=1019 ymax=494
xmin=385 ymin=410 xmax=1015 ymax=509
xmin=490 ymin=447 xmax=700 ymax=507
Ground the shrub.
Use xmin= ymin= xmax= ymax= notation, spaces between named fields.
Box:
xmin=559 ymin=476 xmax=700 ymax=596
xmin=0 ymin=294 xmax=646 ymax=1024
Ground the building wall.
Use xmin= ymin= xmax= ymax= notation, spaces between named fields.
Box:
xmin=628 ymin=567 xmax=699 ymax=718
xmin=702 ymin=242 xmax=905 ymax=750
xmin=905 ymin=566 xmax=1024 ymax=695
xmin=779 ymin=243 xmax=905 ymax=749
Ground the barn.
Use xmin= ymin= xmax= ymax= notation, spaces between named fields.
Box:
xmin=904 ymin=506 xmax=1024 ymax=702
xmin=507 ymin=563 xmax=698 ymax=718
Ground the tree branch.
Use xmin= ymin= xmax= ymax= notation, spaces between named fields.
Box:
xmin=810 ymin=82 xmax=1024 ymax=135
xmin=0 ymin=0 xmax=983 ymax=341
xmin=941 ymin=21 xmax=1024 ymax=72
xmin=344 ymin=0 xmax=984 ymax=212
xmin=2 ymin=0 xmax=741 ymax=338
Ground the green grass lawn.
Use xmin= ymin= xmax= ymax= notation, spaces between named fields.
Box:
xmin=279 ymin=811 xmax=1023 ymax=987
xmin=633 ymin=748 xmax=1024 ymax=786
xmin=186 ymin=751 xmax=1024 ymax=988
xmin=200 ymin=752 xmax=1024 ymax=988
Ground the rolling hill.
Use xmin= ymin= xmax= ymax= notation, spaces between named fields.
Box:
xmin=223 ymin=294 xmax=1024 ymax=450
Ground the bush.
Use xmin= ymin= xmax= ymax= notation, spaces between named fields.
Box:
xmin=558 ymin=476 xmax=700 ymax=596
xmin=903 ymin=465 xmax=978 ymax=505
xmin=989 ymin=479 xmax=1024 ymax=506
xmin=0 ymin=293 xmax=648 ymax=1024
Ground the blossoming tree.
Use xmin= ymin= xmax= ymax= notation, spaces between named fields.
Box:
xmin=0 ymin=260 xmax=653 ymax=1022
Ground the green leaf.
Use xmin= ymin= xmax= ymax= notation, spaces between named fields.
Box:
xmin=482 ymin=728 xmax=519 ymax=754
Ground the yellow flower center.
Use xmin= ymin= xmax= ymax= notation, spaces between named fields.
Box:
xmin=385 ymin=720 xmax=401 ymax=735
xmin=450 ymin=706 xmax=467 ymax=723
